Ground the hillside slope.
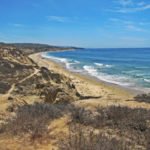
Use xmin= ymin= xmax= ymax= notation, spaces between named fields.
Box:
xmin=0 ymin=42 xmax=79 ymax=55
xmin=0 ymin=44 xmax=150 ymax=150
xmin=0 ymin=45 xmax=82 ymax=113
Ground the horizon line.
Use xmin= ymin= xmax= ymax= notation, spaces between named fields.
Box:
xmin=0 ymin=41 xmax=150 ymax=49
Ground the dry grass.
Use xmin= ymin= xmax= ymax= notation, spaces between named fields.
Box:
xmin=1 ymin=103 xmax=150 ymax=149
xmin=59 ymin=124 xmax=129 ymax=150
xmin=70 ymin=105 xmax=150 ymax=131
xmin=67 ymin=105 xmax=150 ymax=150
xmin=0 ymin=103 xmax=66 ymax=141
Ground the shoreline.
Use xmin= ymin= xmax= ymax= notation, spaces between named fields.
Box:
xmin=32 ymin=53 xmax=138 ymax=97
xmin=40 ymin=48 xmax=79 ymax=56
xmin=41 ymin=51 xmax=144 ymax=95
xmin=29 ymin=52 xmax=150 ymax=108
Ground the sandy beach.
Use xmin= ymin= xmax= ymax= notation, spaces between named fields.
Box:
xmin=30 ymin=53 xmax=150 ymax=109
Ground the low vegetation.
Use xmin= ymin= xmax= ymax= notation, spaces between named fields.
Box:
xmin=0 ymin=103 xmax=67 ymax=141
xmin=134 ymin=93 xmax=150 ymax=103
xmin=1 ymin=102 xmax=150 ymax=149
xmin=59 ymin=124 xmax=129 ymax=150
xmin=63 ymin=105 xmax=150 ymax=150
xmin=0 ymin=42 xmax=78 ymax=55
xmin=71 ymin=106 xmax=150 ymax=132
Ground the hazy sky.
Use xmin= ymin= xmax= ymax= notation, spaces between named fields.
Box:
xmin=0 ymin=0 xmax=150 ymax=48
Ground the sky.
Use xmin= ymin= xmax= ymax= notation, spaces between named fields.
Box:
xmin=0 ymin=0 xmax=150 ymax=48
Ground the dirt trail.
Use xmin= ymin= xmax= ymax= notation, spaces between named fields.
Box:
xmin=0 ymin=68 xmax=39 ymax=100
xmin=18 ymin=68 xmax=39 ymax=84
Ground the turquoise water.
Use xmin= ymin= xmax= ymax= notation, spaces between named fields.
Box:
xmin=42 ymin=48 xmax=150 ymax=92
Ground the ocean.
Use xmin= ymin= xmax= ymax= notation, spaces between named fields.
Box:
xmin=42 ymin=48 xmax=150 ymax=92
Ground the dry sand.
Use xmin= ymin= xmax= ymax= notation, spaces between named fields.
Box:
xmin=29 ymin=53 xmax=150 ymax=109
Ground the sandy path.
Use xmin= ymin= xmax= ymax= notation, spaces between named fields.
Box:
xmin=18 ymin=68 xmax=39 ymax=84
xmin=3 ymin=68 xmax=39 ymax=98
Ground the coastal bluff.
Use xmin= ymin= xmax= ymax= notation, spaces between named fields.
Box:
xmin=0 ymin=43 xmax=150 ymax=150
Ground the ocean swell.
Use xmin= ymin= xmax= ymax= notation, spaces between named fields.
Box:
xmin=83 ymin=65 xmax=133 ymax=86
xmin=94 ymin=63 xmax=113 ymax=68
xmin=42 ymin=48 xmax=150 ymax=92
xmin=42 ymin=53 xmax=81 ymax=71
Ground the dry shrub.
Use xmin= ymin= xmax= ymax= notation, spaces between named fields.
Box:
xmin=70 ymin=107 xmax=95 ymax=125
xmin=0 ymin=81 xmax=11 ymax=94
xmin=70 ymin=106 xmax=150 ymax=131
xmin=134 ymin=93 xmax=150 ymax=103
xmin=59 ymin=124 xmax=129 ymax=150
xmin=96 ymin=106 xmax=150 ymax=131
xmin=0 ymin=103 xmax=66 ymax=140
xmin=1 ymin=103 xmax=150 ymax=149
xmin=69 ymin=105 xmax=150 ymax=149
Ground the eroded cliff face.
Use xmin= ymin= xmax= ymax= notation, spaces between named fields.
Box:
xmin=0 ymin=46 xmax=80 ymax=113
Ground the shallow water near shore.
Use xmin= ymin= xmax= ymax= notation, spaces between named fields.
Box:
xmin=42 ymin=48 xmax=150 ymax=93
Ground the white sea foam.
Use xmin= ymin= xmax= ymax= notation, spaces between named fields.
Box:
xmin=74 ymin=60 xmax=80 ymax=64
xmin=42 ymin=53 xmax=71 ymax=68
xmin=144 ymin=79 xmax=150 ymax=83
xmin=94 ymin=63 xmax=113 ymax=68
xmin=96 ymin=74 xmax=133 ymax=86
xmin=42 ymin=53 xmax=81 ymax=71
xmin=94 ymin=63 xmax=104 ymax=67
xmin=42 ymin=53 xmax=149 ymax=91
xmin=83 ymin=65 xmax=133 ymax=86
xmin=83 ymin=65 xmax=98 ymax=75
